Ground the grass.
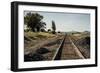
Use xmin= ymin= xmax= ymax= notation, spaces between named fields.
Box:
xmin=24 ymin=31 xmax=56 ymax=40
xmin=72 ymin=32 xmax=90 ymax=39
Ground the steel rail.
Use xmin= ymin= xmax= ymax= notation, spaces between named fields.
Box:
xmin=52 ymin=34 xmax=66 ymax=60
xmin=52 ymin=34 xmax=85 ymax=60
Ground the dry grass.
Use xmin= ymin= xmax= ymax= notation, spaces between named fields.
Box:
xmin=70 ymin=33 xmax=90 ymax=58
xmin=24 ymin=31 xmax=64 ymax=61
xmin=24 ymin=31 xmax=56 ymax=40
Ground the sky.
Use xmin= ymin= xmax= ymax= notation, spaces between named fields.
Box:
xmin=24 ymin=11 xmax=90 ymax=32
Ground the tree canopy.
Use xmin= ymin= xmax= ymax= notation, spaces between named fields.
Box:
xmin=24 ymin=12 xmax=46 ymax=32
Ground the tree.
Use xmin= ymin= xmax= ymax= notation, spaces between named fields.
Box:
xmin=24 ymin=13 xmax=46 ymax=32
xmin=24 ymin=12 xmax=32 ymax=25
xmin=52 ymin=20 xmax=56 ymax=34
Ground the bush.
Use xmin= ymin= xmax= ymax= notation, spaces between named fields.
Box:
xmin=41 ymin=29 xmax=46 ymax=32
xmin=58 ymin=31 xmax=61 ymax=33
xmin=48 ymin=29 xmax=51 ymax=32
xmin=52 ymin=31 xmax=56 ymax=34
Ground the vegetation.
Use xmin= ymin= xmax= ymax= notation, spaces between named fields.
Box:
xmin=25 ymin=31 xmax=56 ymax=40
xmin=24 ymin=12 xmax=90 ymax=61
xmin=48 ymin=29 xmax=51 ymax=32
xmin=24 ymin=12 xmax=58 ymax=35
xmin=58 ymin=31 xmax=61 ymax=33
xmin=24 ymin=12 xmax=46 ymax=32
xmin=52 ymin=20 xmax=56 ymax=34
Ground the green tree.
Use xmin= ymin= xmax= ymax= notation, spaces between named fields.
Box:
xmin=24 ymin=13 xmax=46 ymax=32
xmin=52 ymin=20 xmax=56 ymax=34
xmin=24 ymin=12 xmax=32 ymax=25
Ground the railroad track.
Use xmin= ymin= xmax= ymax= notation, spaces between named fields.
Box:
xmin=52 ymin=34 xmax=85 ymax=60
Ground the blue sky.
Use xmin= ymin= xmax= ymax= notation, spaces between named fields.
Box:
xmin=24 ymin=11 xmax=90 ymax=32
